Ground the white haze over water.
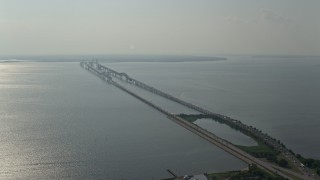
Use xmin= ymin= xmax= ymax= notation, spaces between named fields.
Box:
xmin=0 ymin=0 xmax=319 ymax=56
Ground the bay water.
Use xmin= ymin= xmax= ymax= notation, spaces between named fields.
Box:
xmin=1 ymin=55 xmax=319 ymax=179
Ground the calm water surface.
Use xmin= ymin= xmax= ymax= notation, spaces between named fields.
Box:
xmin=194 ymin=118 xmax=257 ymax=146
xmin=1 ymin=56 xmax=319 ymax=179
xmin=107 ymin=56 xmax=320 ymax=159
xmin=0 ymin=61 xmax=245 ymax=179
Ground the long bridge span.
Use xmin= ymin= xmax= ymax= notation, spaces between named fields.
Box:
xmin=80 ymin=61 xmax=317 ymax=180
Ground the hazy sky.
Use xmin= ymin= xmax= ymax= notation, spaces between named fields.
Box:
xmin=0 ymin=0 xmax=319 ymax=56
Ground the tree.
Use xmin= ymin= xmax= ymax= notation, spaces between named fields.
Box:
xmin=278 ymin=159 xmax=289 ymax=168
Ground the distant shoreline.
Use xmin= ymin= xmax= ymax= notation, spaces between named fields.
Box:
xmin=0 ymin=54 xmax=227 ymax=63
xmin=252 ymin=55 xmax=320 ymax=59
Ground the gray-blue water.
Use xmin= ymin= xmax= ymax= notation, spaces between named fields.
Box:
xmin=194 ymin=118 xmax=257 ymax=146
xmin=0 ymin=55 xmax=319 ymax=179
xmin=106 ymin=56 xmax=320 ymax=158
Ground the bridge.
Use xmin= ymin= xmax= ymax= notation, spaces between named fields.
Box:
xmin=80 ymin=61 xmax=318 ymax=180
